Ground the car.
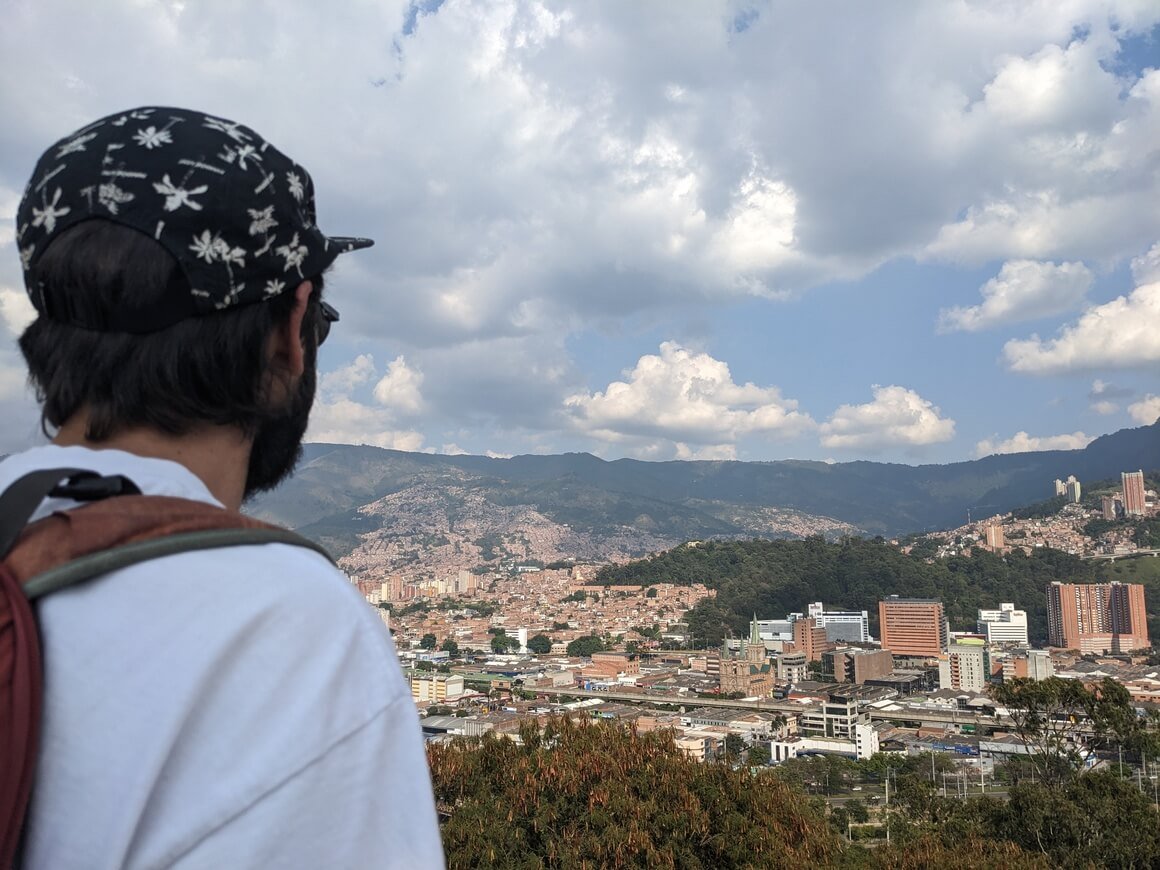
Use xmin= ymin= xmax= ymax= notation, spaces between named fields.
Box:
xmin=851 ymin=786 xmax=862 ymax=791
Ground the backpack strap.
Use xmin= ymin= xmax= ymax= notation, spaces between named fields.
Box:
xmin=0 ymin=468 xmax=141 ymax=559
xmin=5 ymin=494 xmax=335 ymax=594
xmin=23 ymin=527 xmax=333 ymax=600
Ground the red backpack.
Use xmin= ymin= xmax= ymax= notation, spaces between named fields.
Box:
xmin=0 ymin=468 xmax=331 ymax=867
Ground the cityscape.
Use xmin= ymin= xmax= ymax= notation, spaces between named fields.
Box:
xmin=343 ymin=466 xmax=1159 ymax=820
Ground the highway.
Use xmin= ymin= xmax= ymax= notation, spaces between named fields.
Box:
xmin=530 ymin=685 xmax=1010 ymax=730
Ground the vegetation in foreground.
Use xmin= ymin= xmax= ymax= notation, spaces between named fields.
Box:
xmin=428 ymin=716 xmax=1160 ymax=869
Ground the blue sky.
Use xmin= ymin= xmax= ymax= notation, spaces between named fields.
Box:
xmin=0 ymin=1 xmax=1158 ymax=464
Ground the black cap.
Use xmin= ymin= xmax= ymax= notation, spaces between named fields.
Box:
xmin=15 ymin=107 xmax=373 ymax=332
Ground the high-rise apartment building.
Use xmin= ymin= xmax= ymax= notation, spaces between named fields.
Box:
xmin=977 ymin=603 xmax=1029 ymax=645
xmin=1065 ymin=475 xmax=1082 ymax=503
xmin=1101 ymin=495 xmax=1121 ymax=521
xmin=878 ymin=597 xmax=948 ymax=658
xmin=1046 ymin=582 xmax=1150 ymax=654
xmin=985 ymin=524 xmax=1005 ymax=551
xmin=1122 ymin=470 xmax=1146 ymax=516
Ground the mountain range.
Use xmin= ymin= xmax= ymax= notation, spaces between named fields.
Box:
xmin=248 ymin=420 xmax=1160 ymax=566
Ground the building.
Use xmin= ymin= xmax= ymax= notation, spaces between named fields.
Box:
xmin=984 ymin=524 xmax=1005 ymax=551
xmin=1065 ymin=476 xmax=1082 ymax=503
xmin=938 ymin=644 xmax=988 ymax=692
xmin=774 ymin=650 xmax=808 ymax=685
xmin=771 ymin=723 xmax=879 ymax=762
xmin=1001 ymin=650 xmax=1054 ymax=682
xmin=792 ymin=616 xmax=829 ymax=662
xmin=1046 ymin=582 xmax=1150 ymax=654
xmin=1101 ymin=495 xmax=1121 ymax=521
xmin=823 ymin=648 xmax=893 ymax=684
xmin=806 ymin=602 xmax=870 ymax=643
xmin=1122 ymin=470 xmax=1146 ymax=516
xmin=977 ymin=603 xmax=1029 ymax=645
xmin=878 ymin=597 xmax=948 ymax=658
xmin=719 ymin=617 xmax=775 ymax=697
xmin=410 ymin=672 xmax=465 ymax=704
xmin=797 ymin=693 xmax=868 ymax=741
xmin=1054 ymin=478 xmax=1067 ymax=497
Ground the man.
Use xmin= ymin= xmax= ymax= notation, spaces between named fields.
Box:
xmin=4 ymin=107 xmax=444 ymax=868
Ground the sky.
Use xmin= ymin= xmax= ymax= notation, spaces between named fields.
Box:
xmin=1 ymin=0 xmax=1158 ymax=465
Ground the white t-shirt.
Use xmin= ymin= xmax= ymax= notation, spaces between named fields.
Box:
xmin=1 ymin=445 xmax=444 ymax=870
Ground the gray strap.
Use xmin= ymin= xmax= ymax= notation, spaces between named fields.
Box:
xmin=23 ymin=528 xmax=335 ymax=601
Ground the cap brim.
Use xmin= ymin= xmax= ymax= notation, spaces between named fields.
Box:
xmin=326 ymin=235 xmax=375 ymax=254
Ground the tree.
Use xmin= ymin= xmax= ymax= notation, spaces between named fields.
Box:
xmin=724 ymin=733 xmax=746 ymax=761
xmin=747 ymin=744 xmax=771 ymax=767
xmin=440 ymin=638 xmax=459 ymax=657
xmin=846 ymin=798 xmax=869 ymax=823
xmin=646 ymin=586 xmax=658 ymax=598
xmin=527 ymin=634 xmax=552 ymax=655
xmin=566 ymin=635 xmax=605 ymax=657
xmin=552 ymin=621 xmax=571 ymax=631
xmin=420 ymin=633 xmax=437 ymax=650
xmin=491 ymin=635 xmax=515 ymax=654
xmin=989 ymin=677 xmax=1155 ymax=784
xmin=427 ymin=717 xmax=843 ymax=869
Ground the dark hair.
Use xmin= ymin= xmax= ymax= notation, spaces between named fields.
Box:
xmin=19 ymin=220 xmax=324 ymax=440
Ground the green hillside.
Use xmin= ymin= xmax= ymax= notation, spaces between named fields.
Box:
xmin=597 ymin=537 xmax=1160 ymax=645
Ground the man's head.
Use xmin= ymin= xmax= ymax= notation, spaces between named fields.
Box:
xmin=14 ymin=107 xmax=373 ymax=497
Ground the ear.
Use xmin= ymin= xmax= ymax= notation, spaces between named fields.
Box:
xmin=265 ymin=279 xmax=313 ymax=390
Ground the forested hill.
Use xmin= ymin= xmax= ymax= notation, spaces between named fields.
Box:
xmin=596 ymin=537 xmax=1160 ymax=646
xmin=253 ymin=419 xmax=1160 ymax=540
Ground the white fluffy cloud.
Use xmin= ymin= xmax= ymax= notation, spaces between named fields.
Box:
xmin=820 ymin=386 xmax=955 ymax=451
xmin=1127 ymin=394 xmax=1160 ymax=425
xmin=1003 ymin=281 xmax=1160 ymax=373
xmin=564 ymin=341 xmax=814 ymax=457
xmin=938 ymin=259 xmax=1092 ymax=332
xmin=1131 ymin=241 xmax=1160 ymax=285
xmin=974 ymin=430 xmax=1094 ymax=456
xmin=306 ymin=353 xmax=428 ymax=450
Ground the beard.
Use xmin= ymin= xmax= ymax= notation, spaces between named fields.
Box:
xmin=242 ymin=353 xmax=317 ymax=500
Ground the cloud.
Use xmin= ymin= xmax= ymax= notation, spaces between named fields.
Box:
xmin=937 ymin=259 xmax=1092 ymax=332
xmin=974 ymin=430 xmax=1094 ymax=456
xmin=372 ymin=355 xmax=426 ymax=415
xmin=819 ymin=385 xmax=955 ymax=451
xmin=306 ymin=353 xmax=428 ymax=450
xmin=0 ymin=287 xmax=35 ymax=337
xmin=1127 ymin=394 xmax=1160 ymax=425
xmin=1131 ymin=241 xmax=1160 ymax=285
xmin=563 ymin=341 xmax=814 ymax=457
xmin=1087 ymin=378 xmax=1133 ymax=415
xmin=1003 ymin=281 xmax=1160 ymax=373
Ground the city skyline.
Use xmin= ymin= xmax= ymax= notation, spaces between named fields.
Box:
xmin=1 ymin=2 xmax=1159 ymax=464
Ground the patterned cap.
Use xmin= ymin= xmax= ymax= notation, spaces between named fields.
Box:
xmin=15 ymin=106 xmax=373 ymax=332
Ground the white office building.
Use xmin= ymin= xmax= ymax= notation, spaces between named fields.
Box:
xmin=977 ymin=603 xmax=1029 ymax=646
xmin=807 ymin=601 xmax=870 ymax=643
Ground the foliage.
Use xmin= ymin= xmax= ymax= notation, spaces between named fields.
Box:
xmin=989 ymin=677 xmax=1158 ymax=783
xmin=646 ymin=586 xmax=658 ymax=598
xmin=560 ymin=590 xmax=590 ymax=603
xmin=491 ymin=635 xmax=520 ymax=654
xmin=551 ymin=621 xmax=571 ymax=631
xmin=440 ymin=637 xmax=459 ymax=657
xmin=420 ymin=633 xmax=437 ymax=650
xmin=1010 ymin=494 xmax=1068 ymax=520
xmin=566 ymin=635 xmax=606 ymax=657
xmin=527 ymin=633 xmax=553 ymax=655
xmin=747 ymin=744 xmax=771 ymax=767
xmin=428 ymin=717 xmax=844 ymax=869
